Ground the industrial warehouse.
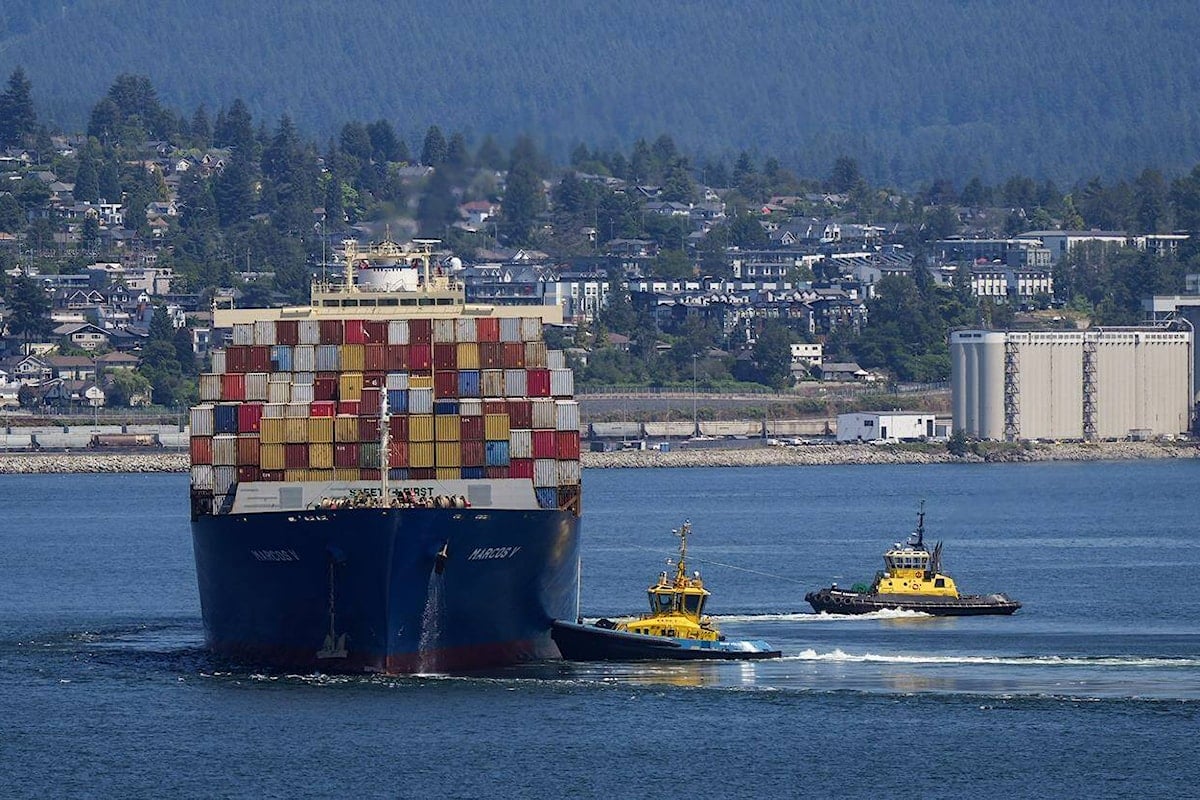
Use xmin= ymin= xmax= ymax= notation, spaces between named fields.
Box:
xmin=950 ymin=325 xmax=1195 ymax=441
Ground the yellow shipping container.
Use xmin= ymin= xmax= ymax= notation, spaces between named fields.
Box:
xmin=308 ymin=469 xmax=334 ymax=482
xmin=409 ymin=374 xmax=434 ymax=390
xmin=335 ymin=416 xmax=360 ymax=443
xmin=409 ymin=441 xmax=435 ymax=468
xmin=284 ymin=418 xmax=309 ymax=443
xmin=408 ymin=414 xmax=435 ymax=442
xmin=260 ymin=417 xmax=287 ymax=444
xmin=334 ymin=468 xmax=361 ymax=482
xmin=341 ymin=344 xmax=366 ymax=372
xmin=436 ymin=467 xmax=462 ymax=481
xmin=308 ymin=417 xmax=334 ymax=443
xmin=284 ymin=468 xmax=308 ymax=482
xmin=259 ymin=443 xmax=286 ymax=470
xmin=339 ymin=371 xmax=364 ymax=401
xmin=484 ymin=413 xmax=511 ymax=440
xmin=456 ymin=342 xmax=481 ymax=370
xmin=435 ymin=415 xmax=461 ymax=441
xmin=436 ymin=441 xmax=462 ymax=467
xmin=308 ymin=442 xmax=334 ymax=469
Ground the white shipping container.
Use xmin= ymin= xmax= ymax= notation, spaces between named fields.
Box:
xmin=285 ymin=401 xmax=310 ymax=418
xmin=262 ymin=403 xmax=286 ymax=419
xmin=293 ymin=344 xmax=316 ymax=372
xmin=190 ymin=464 xmax=214 ymax=491
xmin=531 ymin=399 xmax=557 ymax=430
xmin=291 ymin=383 xmax=315 ymax=404
xmin=520 ymin=317 xmax=541 ymax=342
xmin=315 ymin=345 xmax=340 ymax=372
xmin=504 ymin=369 xmax=527 ymax=397
xmin=459 ymin=399 xmax=482 ymax=417
xmin=533 ymin=458 xmax=558 ymax=488
xmin=454 ymin=318 xmax=477 ymax=343
xmin=509 ymin=429 xmax=533 ymax=459
xmin=267 ymin=382 xmax=291 ymax=404
xmin=481 ymin=369 xmax=505 ymax=396
xmin=244 ymin=372 xmax=269 ymax=401
xmin=500 ymin=317 xmax=522 ymax=342
xmin=549 ymin=368 xmax=574 ymax=397
xmin=210 ymin=349 xmax=227 ymax=375
xmin=556 ymin=459 xmax=581 ymax=486
xmin=212 ymin=435 xmax=238 ymax=466
xmin=293 ymin=372 xmax=315 ymax=385
xmin=409 ymin=388 xmax=434 ymax=415
xmin=190 ymin=404 xmax=215 ymax=436
xmin=199 ymin=374 xmax=222 ymax=402
xmin=213 ymin=465 xmax=237 ymax=495
xmin=433 ymin=318 xmax=457 ymax=343
xmin=232 ymin=323 xmax=254 ymax=346
xmin=298 ymin=319 xmax=320 ymax=345
xmin=547 ymin=350 xmax=566 ymax=370
xmin=387 ymin=319 xmax=409 ymax=345
xmin=253 ymin=320 xmax=276 ymax=346
xmin=268 ymin=371 xmax=291 ymax=383
xmin=385 ymin=372 xmax=409 ymax=390
xmin=554 ymin=400 xmax=580 ymax=432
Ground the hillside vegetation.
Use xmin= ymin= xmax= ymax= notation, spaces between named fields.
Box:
xmin=2 ymin=0 xmax=1200 ymax=186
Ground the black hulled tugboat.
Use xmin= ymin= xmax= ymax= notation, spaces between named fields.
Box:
xmin=806 ymin=503 xmax=1021 ymax=616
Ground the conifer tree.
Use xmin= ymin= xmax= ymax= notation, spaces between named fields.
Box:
xmin=0 ymin=67 xmax=37 ymax=147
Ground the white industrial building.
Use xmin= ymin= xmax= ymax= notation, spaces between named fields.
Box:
xmin=837 ymin=412 xmax=936 ymax=442
xmin=950 ymin=326 xmax=1194 ymax=441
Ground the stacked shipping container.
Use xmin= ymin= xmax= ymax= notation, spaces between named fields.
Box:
xmin=190 ymin=316 xmax=580 ymax=513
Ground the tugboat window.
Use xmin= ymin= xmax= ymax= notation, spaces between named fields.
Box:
xmin=655 ymin=593 xmax=674 ymax=612
xmin=682 ymin=594 xmax=703 ymax=615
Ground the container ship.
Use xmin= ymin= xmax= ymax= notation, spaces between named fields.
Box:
xmin=188 ymin=240 xmax=582 ymax=673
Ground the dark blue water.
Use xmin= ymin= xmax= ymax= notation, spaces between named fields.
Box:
xmin=2 ymin=462 xmax=1199 ymax=798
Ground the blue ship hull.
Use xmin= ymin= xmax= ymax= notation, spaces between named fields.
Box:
xmin=191 ymin=507 xmax=581 ymax=673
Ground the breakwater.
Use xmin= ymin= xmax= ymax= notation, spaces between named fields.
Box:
xmin=0 ymin=441 xmax=1195 ymax=474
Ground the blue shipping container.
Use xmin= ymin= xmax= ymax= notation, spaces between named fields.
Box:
xmin=535 ymin=488 xmax=559 ymax=509
xmin=433 ymin=400 xmax=459 ymax=416
xmin=386 ymin=390 xmax=409 ymax=413
xmin=214 ymin=403 xmax=240 ymax=434
xmin=485 ymin=440 xmax=510 ymax=466
xmin=270 ymin=345 xmax=293 ymax=372
xmin=457 ymin=370 xmax=481 ymax=398
xmin=388 ymin=468 xmax=409 ymax=481
xmin=461 ymin=467 xmax=485 ymax=479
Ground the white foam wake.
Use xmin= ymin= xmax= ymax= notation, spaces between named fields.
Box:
xmin=781 ymin=649 xmax=1200 ymax=668
xmin=712 ymin=608 xmax=932 ymax=623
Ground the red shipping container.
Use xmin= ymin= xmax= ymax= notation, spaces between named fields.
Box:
xmin=314 ymin=377 xmax=338 ymax=401
xmin=388 ymin=416 xmax=409 ymax=440
xmin=507 ymin=400 xmax=533 ymax=429
xmin=344 ymin=319 xmax=367 ymax=344
xmin=556 ymin=430 xmax=581 ymax=460
xmin=284 ymin=443 xmax=308 ymax=469
xmin=502 ymin=342 xmax=525 ymax=369
xmin=409 ymin=319 xmax=432 ymax=345
xmin=509 ymin=458 xmax=534 ymax=479
xmin=361 ymin=468 xmax=381 ymax=481
xmin=363 ymin=371 xmax=386 ymax=389
xmin=433 ymin=343 xmax=457 ymax=370
xmin=477 ymin=318 xmax=500 ymax=342
xmin=359 ymin=417 xmax=381 ymax=442
xmin=334 ymin=443 xmax=360 ymax=468
xmin=461 ymin=439 xmax=485 ymax=467
xmin=249 ymin=346 xmax=272 ymax=372
xmin=386 ymin=344 xmax=409 ymax=370
xmin=236 ymin=436 xmax=258 ymax=467
xmin=434 ymin=371 xmax=459 ymax=399
xmin=338 ymin=400 xmax=361 ymax=415
xmin=221 ymin=373 xmax=246 ymax=401
xmin=526 ymin=369 xmax=551 ymax=397
xmin=480 ymin=342 xmax=502 ymax=368
xmin=237 ymin=465 xmax=260 ymax=483
xmin=260 ymin=469 xmax=285 ymax=482
xmin=409 ymin=467 xmax=436 ymax=480
xmin=225 ymin=346 xmax=249 ymax=373
xmin=388 ymin=440 xmax=409 ymax=468
xmin=364 ymin=320 xmax=388 ymax=344
xmin=320 ymin=318 xmax=344 ymax=344
xmin=531 ymin=430 xmax=556 ymax=458
xmin=365 ymin=344 xmax=387 ymax=371
xmin=409 ymin=343 xmax=432 ymax=370
xmin=190 ymin=436 xmax=213 ymax=465
xmin=484 ymin=400 xmax=507 ymax=415
xmin=484 ymin=465 xmax=509 ymax=479
xmin=461 ymin=415 xmax=485 ymax=441
xmin=275 ymin=320 xmax=299 ymax=345
xmin=237 ymin=403 xmax=263 ymax=433
xmin=360 ymin=390 xmax=382 ymax=416
xmin=310 ymin=401 xmax=336 ymax=417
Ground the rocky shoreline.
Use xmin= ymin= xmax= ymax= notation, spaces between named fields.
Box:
xmin=0 ymin=440 xmax=1195 ymax=474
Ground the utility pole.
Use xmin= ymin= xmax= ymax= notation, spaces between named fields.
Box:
xmin=692 ymin=354 xmax=698 ymax=438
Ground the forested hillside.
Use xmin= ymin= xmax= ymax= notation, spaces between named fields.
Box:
xmin=2 ymin=1 xmax=1200 ymax=187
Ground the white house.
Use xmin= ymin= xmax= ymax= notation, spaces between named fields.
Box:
xmin=837 ymin=411 xmax=935 ymax=442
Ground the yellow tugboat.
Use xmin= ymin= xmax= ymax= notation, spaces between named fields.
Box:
xmin=806 ymin=503 xmax=1021 ymax=616
xmin=552 ymin=522 xmax=780 ymax=660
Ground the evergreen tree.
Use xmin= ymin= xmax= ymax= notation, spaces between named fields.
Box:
xmin=0 ymin=193 xmax=23 ymax=233
xmin=213 ymin=151 xmax=256 ymax=226
xmin=214 ymin=99 xmax=255 ymax=154
xmin=139 ymin=304 xmax=185 ymax=406
xmin=476 ymin=135 xmax=504 ymax=170
xmin=5 ymin=275 xmax=51 ymax=343
xmin=98 ymin=159 xmax=122 ymax=203
xmin=73 ymin=151 xmax=99 ymax=203
xmin=500 ymin=140 xmax=544 ymax=245
xmin=339 ymin=121 xmax=372 ymax=161
xmin=416 ymin=168 xmax=457 ymax=237
xmin=366 ymin=119 xmax=401 ymax=162
xmin=0 ymin=67 xmax=37 ymax=148
xmin=190 ymin=105 xmax=211 ymax=148
xmin=421 ymin=125 xmax=448 ymax=166
xmin=446 ymin=132 xmax=470 ymax=171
